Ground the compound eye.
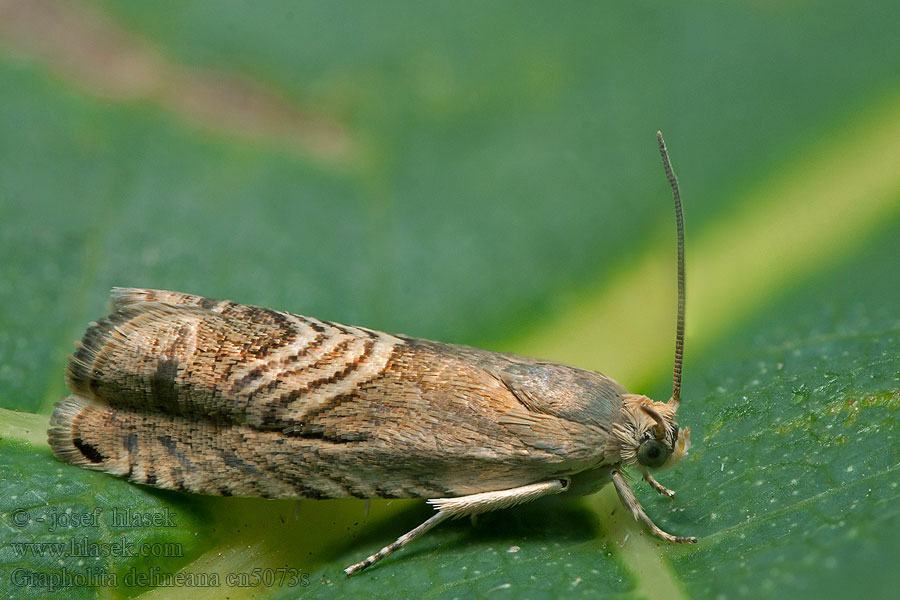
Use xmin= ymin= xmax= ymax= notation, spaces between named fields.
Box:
xmin=637 ymin=439 xmax=670 ymax=468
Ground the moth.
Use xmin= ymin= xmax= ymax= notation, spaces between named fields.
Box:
xmin=48 ymin=132 xmax=695 ymax=575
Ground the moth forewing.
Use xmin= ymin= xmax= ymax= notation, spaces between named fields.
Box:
xmin=48 ymin=132 xmax=696 ymax=576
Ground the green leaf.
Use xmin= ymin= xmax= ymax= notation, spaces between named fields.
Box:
xmin=1 ymin=2 xmax=899 ymax=598
xmin=0 ymin=424 xmax=213 ymax=598
xmin=669 ymin=235 xmax=900 ymax=599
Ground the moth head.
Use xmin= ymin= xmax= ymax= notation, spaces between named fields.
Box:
xmin=609 ymin=394 xmax=690 ymax=470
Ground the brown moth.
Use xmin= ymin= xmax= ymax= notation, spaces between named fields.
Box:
xmin=48 ymin=132 xmax=695 ymax=575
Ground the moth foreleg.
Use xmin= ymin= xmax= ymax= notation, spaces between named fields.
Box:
xmin=610 ymin=469 xmax=696 ymax=544
xmin=344 ymin=478 xmax=570 ymax=576
xmin=643 ymin=471 xmax=676 ymax=498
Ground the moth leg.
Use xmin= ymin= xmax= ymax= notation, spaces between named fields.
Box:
xmin=343 ymin=508 xmax=450 ymax=577
xmin=610 ymin=469 xmax=697 ymax=544
xmin=643 ymin=472 xmax=676 ymax=498
xmin=344 ymin=478 xmax=570 ymax=576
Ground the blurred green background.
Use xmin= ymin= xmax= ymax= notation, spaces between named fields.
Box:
xmin=1 ymin=1 xmax=899 ymax=598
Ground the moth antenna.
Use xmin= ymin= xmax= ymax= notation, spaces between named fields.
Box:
xmin=657 ymin=131 xmax=685 ymax=409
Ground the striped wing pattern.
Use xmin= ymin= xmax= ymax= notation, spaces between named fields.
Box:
xmin=49 ymin=288 xmax=616 ymax=499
